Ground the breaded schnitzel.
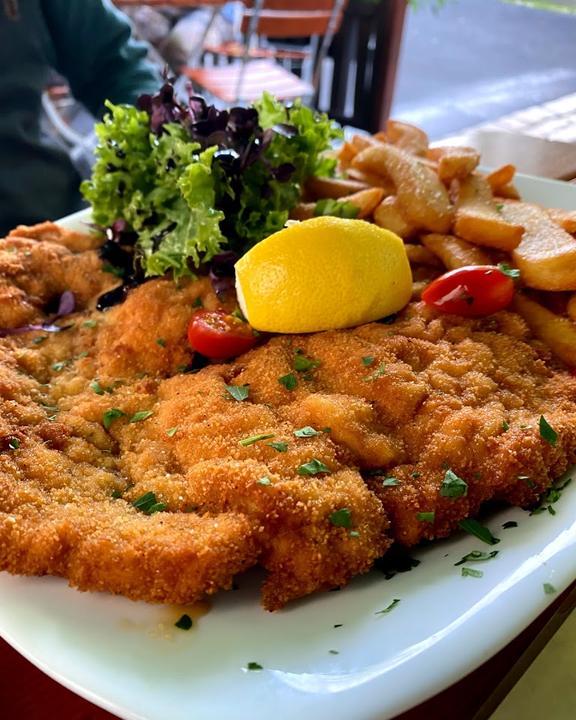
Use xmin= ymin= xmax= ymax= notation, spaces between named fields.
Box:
xmin=0 ymin=223 xmax=575 ymax=610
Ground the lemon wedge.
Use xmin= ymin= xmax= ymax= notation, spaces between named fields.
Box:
xmin=235 ymin=217 xmax=412 ymax=333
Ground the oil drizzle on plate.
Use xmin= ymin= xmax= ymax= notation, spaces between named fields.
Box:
xmin=119 ymin=600 xmax=211 ymax=640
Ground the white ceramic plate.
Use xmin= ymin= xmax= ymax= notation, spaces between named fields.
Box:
xmin=1 ymin=174 xmax=576 ymax=720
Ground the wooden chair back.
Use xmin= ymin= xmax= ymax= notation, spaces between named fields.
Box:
xmin=240 ymin=1 xmax=345 ymax=39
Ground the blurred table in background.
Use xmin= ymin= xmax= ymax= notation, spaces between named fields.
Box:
xmin=438 ymin=92 xmax=576 ymax=180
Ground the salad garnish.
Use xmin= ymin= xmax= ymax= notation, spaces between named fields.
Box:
xmin=82 ymin=81 xmax=341 ymax=302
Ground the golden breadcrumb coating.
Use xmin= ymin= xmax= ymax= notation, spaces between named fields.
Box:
xmin=0 ymin=222 xmax=575 ymax=610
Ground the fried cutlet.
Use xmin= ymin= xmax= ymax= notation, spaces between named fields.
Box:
xmin=0 ymin=223 xmax=575 ymax=610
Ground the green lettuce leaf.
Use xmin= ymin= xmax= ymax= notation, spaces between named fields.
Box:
xmin=138 ymin=145 xmax=225 ymax=277
xmin=80 ymin=102 xmax=154 ymax=227
xmin=82 ymin=104 xmax=225 ymax=278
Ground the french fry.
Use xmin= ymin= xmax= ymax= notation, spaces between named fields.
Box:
xmin=513 ymin=293 xmax=576 ymax=367
xmin=290 ymin=188 xmax=384 ymax=222
xmin=568 ymin=294 xmax=576 ymax=322
xmin=345 ymin=167 xmax=395 ymax=194
xmin=374 ymin=131 xmax=388 ymax=143
xmin=454 ymin=174 xmax=524 ymax=251
xmin=307 ymin=176 xmax=370 ymax=199
xmin=502 ymin=202 xmax=576 ymax=290
xmin=338 ymin=141 xmax=357 ymax=169
xmin=290 ymin=203 xmax=315 ymax=221
xmin=485 ymin=164 xmax=516 ymax=193
xmin=547 ymin=207 xmax=576 ymax=234
xmin=421 ymin=233 xmax=492 ymax=269
xmin=495 ymin=183 xmax=521 ymax=200
xmin=350 ymin=134 xmax=383 ymax=154
xmin=353 ymin=144 xmax=453 ymax=233
xmin=373 ymin=196 xmax=416 ymax=238
xmin=386 ymin=120 xmax=429 ymax=156
xmin=429 ymin=146 xmax=480 ymax=184
xmin=404 ymin=244 xmax=442 ymax=267
xmin=340 ymin=187 xmax=385 ymax=219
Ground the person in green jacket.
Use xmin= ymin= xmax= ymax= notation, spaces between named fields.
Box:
xmin=0 ymin=0 xmax=161 ymax=236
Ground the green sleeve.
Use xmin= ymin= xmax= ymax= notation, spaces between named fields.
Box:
xmin=41 ymin=0 xmax=161 ymax=117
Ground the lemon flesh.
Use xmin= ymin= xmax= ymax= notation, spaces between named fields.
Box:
xmin=235 ymin=217 xmax=412 ymax=333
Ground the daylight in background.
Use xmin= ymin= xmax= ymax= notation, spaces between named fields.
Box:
xmin=392 ymin=0 xmax=576 ymax=139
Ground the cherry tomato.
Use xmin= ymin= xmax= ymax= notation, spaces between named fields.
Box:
xmin=187 ymin=310 xmax=258 ymax=360
xmin=421 ymin=265 xmax=515 ymax=317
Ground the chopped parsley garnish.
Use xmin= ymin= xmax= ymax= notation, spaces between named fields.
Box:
xmin=461 ymin=567 xmax=483 ymax=578
xmin=293 ymin=426 xmax=322 ymax=438
xmin=246 ymin=662 xmax=263 ymax=671
xmin=440 ymin=469 xmax=468 ymax=498
xmin=382 ymin=476 xmax=399 ymax=487
xmin=539 ymin=415 xmax=558 ymax=446
xmin=363 ymin=362 xmax=387 ymax=382
xmin=90 ymin=380 xmax=104 ymax=395
xmin=501 ymin=420 xmax=510 ymax=432
xmin=543 ymin=582 xmax=556 ymax=595
xmin=519 ymin=475 xmax=536 ymax=489
xmin=495 ymin=203 xmax=504 ymax=213
xmin=293 ymin=350 xmax=320 ymax=373
xmin=102 ymin=408 xmax=125 ymax=430
xmin=502 ymin=520 xmax=518 ymax=529
xmin=239 ymin=433 xmax=275 ymax=446
xmin=497 ymin=262 xmax=520 ymax=279
xmin=454 ymin=550 xmax=498 ymax=566
xmin=102 ymin=262 xmax=125 ymax=277
xmin=257 ymin=476 xmax=271 ymax=486
xmin=375 ymin=598 xmax=401 ymax=615
xmin=51 ymin=360 xmax=69 ymax=372
xmin=530 ymin=477 xmax=572 ymax=516
xmin=111 ymin=488 xmax=123 ymax=499
xmin=349 ymin=530 xmax=360 ymax=538
xmin=225 ymin=384 xmax=250 ymax=402
xmin=132 ymin=491 xmax=166 ymax=515
xmin=411 ymin=471 xmax=421 ymax=479
xmin=7 ymin=437 xmax=20 ymax=450
xmin=298 ymin=458 xmax=331 ymax=476
xmin=174 ymin=614 xmax=193 ymax=630
xmin=166 ymin=426 xmax=180 ymax=437
xmin=458 ymin=518 xmax=500 ymax=545
xmin=156 ymin=337 xmax=166 ymax=347
xmin=130 ymin=410 xmax=153 ymax=423
xmin=362 ymin=356 xmax=375 ymax=367
xmin=268 ymin=441 xmax=288 ymax=452
xmin=32 ymin=335 xmax=47 ymax=345
xmin=278 ymin=373 xmax=297 ymax=391
xmin=90 ymin=379 xmax=113 ymax=395
xmin=417 ymin=511 xmax=435 ymax=523
xmin=192 ymin=297 xmax=203 ymax=308
xmin=329 ymin=507 xmax=352 ymax=528
xmin=82 ymin=319 xmax=98 ymax=328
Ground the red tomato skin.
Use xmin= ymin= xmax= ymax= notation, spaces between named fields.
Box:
xmin=421 ymin=266 xmax=515 ymax=317
xmin=187 ymin=310 xmax=257 ymax=360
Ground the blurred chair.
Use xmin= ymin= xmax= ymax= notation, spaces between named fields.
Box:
xmin=328 ymin=0 xmax=407 ymax=133
xmin=41 ymin=85 xmax=97 ymax=179
xmin=183 ymin=0 xmax=347 ymax=104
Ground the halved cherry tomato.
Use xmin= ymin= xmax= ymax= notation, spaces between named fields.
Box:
xmin=421 ymin=265 xmax=515 ymax=317
xmin=187 ymin=310 xmax=258 ymax=360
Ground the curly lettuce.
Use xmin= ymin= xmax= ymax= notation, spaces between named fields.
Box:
xmin=81 ymin=102 xmax=225 ymax=278
xmin=82 ymin=88 xmax=343 ymax=280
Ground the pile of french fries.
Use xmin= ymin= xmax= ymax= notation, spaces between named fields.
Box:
xmin=295 ymin=120 xmax=576 ymax=368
